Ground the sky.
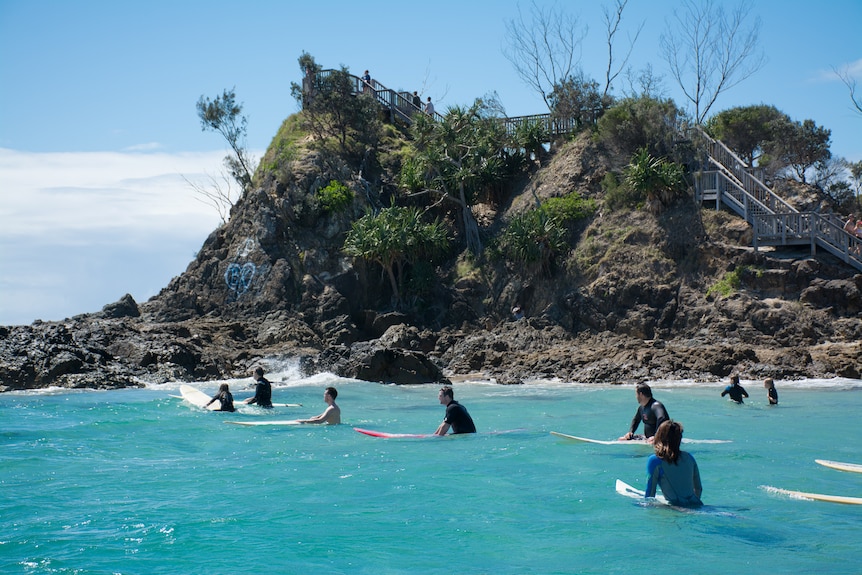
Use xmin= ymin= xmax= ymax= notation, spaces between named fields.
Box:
xmin=1 ymin=0 xmax=860 ymax=326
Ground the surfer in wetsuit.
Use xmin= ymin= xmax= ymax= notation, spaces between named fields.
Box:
xmin=297 ymin=387 xmax=341 ymax=425
xmin=764 ymin=378 xmax=778 ymax=405
xmin=204 ymin=383 xmax=236 ymax=412
xmin=721 ymin=374 xmax=749 ymax=404
xmin=644 ymin=420 xmax=703 ymax=507
xmin=434 ymin=386 xmax=476 ymax=436
xmin=244 ymin=367 xmax=273 ymax=408
xmin=619 ymin=383 xmax=669 ymax=444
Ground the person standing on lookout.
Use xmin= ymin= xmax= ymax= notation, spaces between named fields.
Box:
xmin=619 ymin=383 xmax=669 ymax=443
xmin=244 ymin=367 xmax=273 ymax=408
xmin=434 ymin=386 xmax=476 ymax=435
xmin=424 ymin=96 xmax=435 ymax=116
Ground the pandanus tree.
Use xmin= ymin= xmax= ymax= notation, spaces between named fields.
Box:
xmin=405 ymin=101 xmax=510 ymax=255
xmin=343 ymin=206 xmax=448 ymax=305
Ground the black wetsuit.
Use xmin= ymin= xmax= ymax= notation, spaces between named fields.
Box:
xmin=212 ymin=390 xmax=235 ymax=412
xmin=249 ymin=377 xmax=273 ymax=408
xmin=721 ymin=383 xmax=749 ymax=404
xmin=444 ymin=401 xmax=476 ymax=434
xmin=628 ymin=398 xmax=669 ymax=438
xmin=767 ymin=387 xmax=778 ymax=405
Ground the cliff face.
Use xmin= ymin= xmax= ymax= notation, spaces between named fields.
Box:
xmin=1 ymin=126 xmax=860 ymax=392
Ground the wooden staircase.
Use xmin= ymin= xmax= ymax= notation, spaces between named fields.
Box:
xmin=692 ymin=127 xmax=862 ymax=271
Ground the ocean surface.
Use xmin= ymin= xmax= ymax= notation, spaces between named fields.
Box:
xmin=3 ymin=365 xmax=862 ymax=574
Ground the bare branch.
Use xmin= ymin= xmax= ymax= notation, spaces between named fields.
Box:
xmin=183 ymin=170 xmax=239 ymax=225
xmin=660 ymin=0 xmax=765 ymax=123
xmin=503 ymin=1 xmax=587 ymax=109
xmin=602 ymin=0 xmax=644 ymax=98
xmin=835 ymin=65 xmax=862 ymax=117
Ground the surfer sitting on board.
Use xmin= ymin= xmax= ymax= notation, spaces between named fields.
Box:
xmin=644 ymin=420 xmax=703 ymax=507
xmin=296 ymin=387 xmax=341 ymax=425
xmin=244 ymin=367 xmax=273 ymax=408
xmin=204 ymin=383 xmax=236 ymax=412
xmin=434 ymin=386 xmax=476 ymax=436
xmin=619 ymin=383 xmax=669 ymax=444
xmin=720 ymin=374 xmax=749 ymax=404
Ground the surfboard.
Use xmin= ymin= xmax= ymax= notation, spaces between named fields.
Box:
xmin=272 ymin=403 xmax=303 ymax=408
xmin=551 ymin=431 xmax=731 ymax=445
xmin=615 ymin=479 xmax=670 ymax=505
xmin=551 ymin=431 xmax=649 ymax=445
xmin=815 ymin=459 xmax=862 ymax=474
xmin=353 ymin=427 xmax=437 ymax=438
xmin=763 ymin=486 xmax=862 ymax=505
xmin=224 ymin=420 xmax=303 ymax=426
xmin=179 ymin=384 xmax=222 ymax=411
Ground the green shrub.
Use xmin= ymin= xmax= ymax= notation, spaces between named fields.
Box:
xmin=495 ymin=209 xmax=568 ymax=276
xmin=317 ymin=180 xmax=353 ymax=213
xmin=541 ymin=191 xmax=596 ymax=223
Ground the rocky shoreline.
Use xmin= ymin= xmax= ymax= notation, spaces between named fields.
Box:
xmin=2 ymin=128 xmax=860 ymax=392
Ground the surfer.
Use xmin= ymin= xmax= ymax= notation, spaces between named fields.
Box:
xmin=721 ymin=374 xmax=749 ymax=404
xmin=434 ymin=386 xmax=476 ymax=435
xmin=204 ymin=383 xmax=236 ymax=412
xmin=764 ymin=378 xmax=778 ymax=405
xmin=619 ymin=383 xmax=669 ymax=443
xmin=296 ymin=387 xmax=341 ymax=425
xmin=244 ymin=367 xmax=273 ymax=408
xmin=644 ymin=420 xmax=703 ymax=507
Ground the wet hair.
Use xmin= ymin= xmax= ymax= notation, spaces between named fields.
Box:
xmin=635 ymin=383 xmax=653 ymax=398
xmin=325 ymin=386 xmax=337 ymax=399
xmin=730 ymin=374 xmax=740 ymax=385
xmin=254 ymin=367 xmax=264 ymax=377
xmin=764 ymin=378 xmax=774 ymax=388
xmin=218 ymin=383 xmax=230 ymax=393
xmin=439 ymin=386 xmax=454 ymax=399
xmin=653 ymin=420 xmax=684 ymax=464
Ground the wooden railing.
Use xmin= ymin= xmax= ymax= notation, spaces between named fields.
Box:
xmin=692 ymin=127 xmax=862 ymax=271
xmin=308 ymin=70 xmax=592 ymax=140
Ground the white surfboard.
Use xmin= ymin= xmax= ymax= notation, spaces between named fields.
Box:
xmin=615 ymin=479 xmax=670 ymax=505
xmin=180 ymin=384 xmax=222 ymax=411
xmin=224 ymin=420 xmax=303 ymax=426
xmin=551 ymin=431 xmax=730 ymax=445
xmin=763 ymin=485 xmax=862 ymax=505
xmin=815 ymin=459 xmax=862 ymax=474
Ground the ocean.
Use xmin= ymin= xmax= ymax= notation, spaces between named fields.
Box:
xmin=2 ymin=364 xmax=861 ymax=574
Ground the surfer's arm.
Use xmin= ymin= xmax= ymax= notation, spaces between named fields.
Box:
xmin=434 ymin=421 xmax=451 ymax=436
xmin=298 ymin=406 xmax=332 ymax=424
xmin=644 ymin=456 xmax=661 ymax=498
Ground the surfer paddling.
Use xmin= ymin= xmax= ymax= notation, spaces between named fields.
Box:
xmin=619 ymin=383 xmax=669 ymax=444
xmin=296 ymin=387 xmax=341 ymax=425
xmin=434 ymin=386 xmax=476 ymax=436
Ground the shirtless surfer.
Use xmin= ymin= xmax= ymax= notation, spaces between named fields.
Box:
xmin=296 ymin=387 xmax=341 ymax=425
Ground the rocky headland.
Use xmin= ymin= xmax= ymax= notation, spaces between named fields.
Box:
xmin=1 ymin=110 xmax=860 ymax=392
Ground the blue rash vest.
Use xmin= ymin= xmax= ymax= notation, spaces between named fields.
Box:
xmin=645 ymin=452 xmax=703 ymax=507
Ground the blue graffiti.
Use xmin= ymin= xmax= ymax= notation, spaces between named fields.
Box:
xmin=224 ymin=262 xmax=256 ymax=295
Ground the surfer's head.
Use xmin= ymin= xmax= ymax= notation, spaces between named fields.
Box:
xmin=253 ymin=367 xmax=264 ymax=379
xmin=438 ymin=386 xmax=454 ymax=405
xmin=653 ymin=420 xmax=683 ymax=463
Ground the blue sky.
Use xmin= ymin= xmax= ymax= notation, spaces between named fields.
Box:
xmin=1 ymin=0 xmax=860 ymax=325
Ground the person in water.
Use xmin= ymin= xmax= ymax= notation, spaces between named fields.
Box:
xmin=644 ymin=420 xmax=703 ymax=507
xmin=296 ymin=387 xmax=341 ymax=425
xmin=244 ymin=367 xmax=273 ymax=408
xmin=619 ymin=383 xmax=669 ymax=443
xmin=434 ymin=385 xmax=476 ymax=435
xmin=764 ymin=378 xmax=778 ymax=405
xmin=204 ymin=383 xmax=235 ymax=412
xmin=721 ymin=374 xmax=749 ymax=404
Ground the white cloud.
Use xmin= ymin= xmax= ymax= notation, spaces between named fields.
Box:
xmin=0 ymin=148 xmax=240 ymax=325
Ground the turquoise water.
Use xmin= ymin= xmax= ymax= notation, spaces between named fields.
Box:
xmin=3 ymin=368 xmax=862 ymax=574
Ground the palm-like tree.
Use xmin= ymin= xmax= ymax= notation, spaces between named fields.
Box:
xmin=343 ymin=206 xmax=448 ymax=304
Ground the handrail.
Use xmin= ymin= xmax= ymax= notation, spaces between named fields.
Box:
xmin=693 ymin=126 xmax=862 ymax=271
